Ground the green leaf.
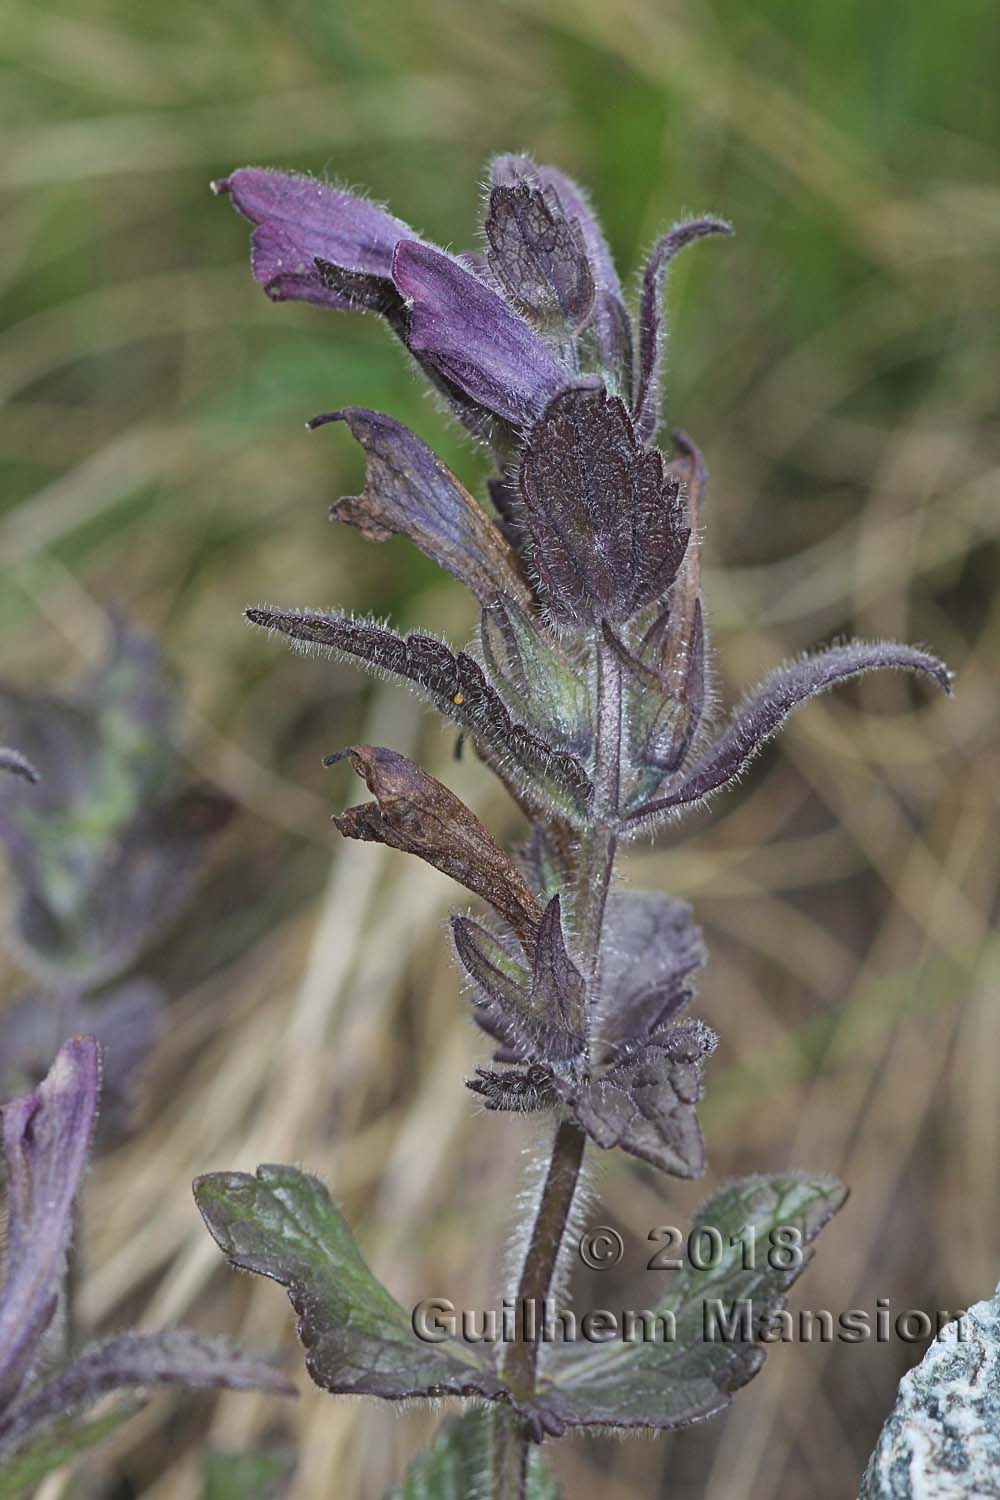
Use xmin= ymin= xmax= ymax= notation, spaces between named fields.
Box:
xmin=480 ymin=597 xmax=591 ymax=758
xmin=538 ymin=1173 xmax=847 ymax=1430
xmin=0 ymin=1402 xmax=138 ymax=1500
xmin=202 ymin=1448 xmax=295 ymax=1500
xmin=387 ymin=1412 xmax=560 ymax=1500
xmin=196 ymin=1166 xmax=845 ymax=1440
xmin=194 ymin=1165 xmax=510 ymax=1408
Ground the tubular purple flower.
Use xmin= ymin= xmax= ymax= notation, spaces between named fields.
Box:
xmin=213 ymin=167 xmax=413 ymax=309
xmin=391 ymin=240 xmax=570 ymax=426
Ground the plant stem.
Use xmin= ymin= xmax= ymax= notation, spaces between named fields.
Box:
xmin=499 ymin=1116 xmax=589 ymax=1402
xmin=492 ymin=638 xmax=624 ymax=1498
xmin=494 ymin=1117 xmax=587 ymax=1498
xmin=573 ymin=639 xmax=622 ymax=974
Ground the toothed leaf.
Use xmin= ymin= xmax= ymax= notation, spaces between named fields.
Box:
xmin=193 ymin=1166 xmax=510 ymax=1408
xmin=540 ymin=1174 xmax=847 ymax=1429
xmin=596 ymin=891 xmax=705 ymax=1046
xmin=518 ymin=388 xmax=688 ymax=625
xmin=565 ymin=1019 xmax=716 ymax=1178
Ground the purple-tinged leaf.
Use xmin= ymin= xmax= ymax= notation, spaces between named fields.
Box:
xmin=627 ymin=640 xmax=953 ymax=827
xmin=531 ymin=897 xmax=587 ymax=1052
xmin=330 ymin=747 xmax=541 ymax=951
xmin=456 ymin=892 xmax=711 ymax=1175
xmin=0 ymin=1037 xmax=99 ymax=1408
xmin=244 ymin=609 xmax=594 ymax=818
xmin=539 ymin=1174 xmax=846 ymax=1430
xmin=193 ymin=1166 xmax=512 ymax=1411
xmin=213 ymin=168 xmax=412 ymax=310
xmin=315 ymin=408 xmax=531 ymax=607
xmin=0 ymin=1332 xmax=295 ymax=1463
xmin=492 ymin=155 xmax=630 ymax=387
xmin=391 ymin=241 xmax=569 ymax=426
xmin=0 ymin=982 xmax=163 ymax=1141
xmin=451 ymin=916 xmax=535 ymax=1051
xmin=518 ymin=387 xmax=688 ymax=624
xmin=195 ymin=1167 xmax=844 ymax=1440
xmin=484 ymin=184 xmax=594 ymax=333
xmin=0 ymin=750 xmax=38 ymax=785
xmin=597 ymin=892 xmax=706 ymax=1047
xmin=452 ymin=909 xmax=584 ymax=1069
xmin=567 ymin=1020 xmax=716 ymax=1178
xmin=633 ymin=432 xmax=709 ymax=770
xmin=634 ymin=218 xmax=733 ymax=440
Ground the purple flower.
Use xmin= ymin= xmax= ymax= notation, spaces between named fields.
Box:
xmin=391 ymin=239 xmax=569 ymax=426
xmin=213 ymin=168 xmax=412 ymax=310
xmin=217 ymin=157 xmax=735 ymax=626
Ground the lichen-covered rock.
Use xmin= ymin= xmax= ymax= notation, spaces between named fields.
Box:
xmin=859 ymin=1287 xmax=1000 ymax=1499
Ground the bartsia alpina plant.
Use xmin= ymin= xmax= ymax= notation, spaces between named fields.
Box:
xmin=195 ymin=155 xmax=952 ymax=1498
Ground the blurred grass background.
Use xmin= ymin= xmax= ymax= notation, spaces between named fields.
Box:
xmin=1 ymin=0 xmax=998 ymax=1496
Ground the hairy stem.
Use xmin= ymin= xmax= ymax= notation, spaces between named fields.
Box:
xmin=499 ymin=1116 xmax=589 ymax=1402
xmin=492 ymin=637 xmax=623 ymax=1498
xmin=491 ymin=1408 xmax=529 ymax=1500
